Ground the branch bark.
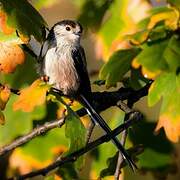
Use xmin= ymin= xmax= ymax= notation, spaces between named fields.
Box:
xmin=114 ymin=101 xmax=134 ymax=180
xmin=0 ymin=83 xmax=151 ymax=158
xmin=0 ymin=117 xmax=65 ymax=156
xmin=13 ymin=111 xmax=141 ymax=180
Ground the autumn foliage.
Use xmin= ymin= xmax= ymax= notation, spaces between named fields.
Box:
xmin=0 ymin=0 xmax=179 ymax=179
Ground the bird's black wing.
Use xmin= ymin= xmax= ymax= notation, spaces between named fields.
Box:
xmin=72 ymin=46 xmax=91 ymax=97
xmin=72 ymin=46 xmax=137 ymax=171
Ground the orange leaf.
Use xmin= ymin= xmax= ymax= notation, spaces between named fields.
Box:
xmin=0 ymin=11 xmax=14 ymax=35
xmin=10 ymin=149 xmax=51 ymax=174
xmin=0 ymin=85 xmax=11 ymax=110
xmin=0 ymin=43 xmax=25 ymax=73
xmin=155 ymin=114 xmax=180 ymax=142
xmin=13 ymin=79 xmax=50 ymax=112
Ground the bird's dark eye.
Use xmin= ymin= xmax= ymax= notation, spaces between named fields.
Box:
xmin=66 ymin=26 xmax=71 ymax=31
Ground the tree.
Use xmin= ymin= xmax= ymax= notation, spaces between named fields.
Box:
xmin=0 ymin=0 xmax=179 ymax=179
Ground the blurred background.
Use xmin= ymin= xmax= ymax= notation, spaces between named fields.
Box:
xmin=0 ymin=0 xmax=179 ymax=179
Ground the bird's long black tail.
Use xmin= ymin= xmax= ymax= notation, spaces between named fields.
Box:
xmin=79 ymin=94 xmax=137 ymax=171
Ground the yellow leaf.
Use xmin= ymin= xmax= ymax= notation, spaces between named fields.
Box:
xmin=0 ymin=85 xmax=11 ymax=110
xmin=0 ymin=43 xmax=25 ymax=73
xmin=13 ymin=79 xmax=50 ymax=112
xmin=9 ymin=148 xmax=51 ymax=174
xmin=132 ymin=57 xmax=141 ymax=69
xmin=155 ymin=114 xmax=180 ymax=142
xmin=51 ymin=145 xmax=67 ymax=155
xmin=141 ymin=67 xmax=161 ymax=79
xmin=148 ymin=9 xmax=179 ymax=30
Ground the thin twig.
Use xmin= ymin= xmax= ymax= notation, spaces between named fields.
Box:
xmin=14 ymin=113 xmax=141 ymax=180
xmin=0 ymin=84 xmax=150 ymax=157
xmin=0 ymin=117 xmax=65 ymax=156
xmin=0 ymin=83 xmax=20 ymax=95
xmin=114 ymin=129 xmax=128 ymax=180
xmin=86 ymin=121 xmax=95 ymax=144
xmin=114 ymin=101 xmax=135 ymax=179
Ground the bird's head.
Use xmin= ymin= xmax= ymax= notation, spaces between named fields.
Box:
xmin=50 ymin=20 xmax=83 ymax=45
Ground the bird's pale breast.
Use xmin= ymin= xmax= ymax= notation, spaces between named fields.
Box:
xmin=44 ymin=47 xmax=80 ymax=95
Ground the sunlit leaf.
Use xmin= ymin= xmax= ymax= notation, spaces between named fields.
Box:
xmin=0 ymin=95 xmax=32 ymax=145
xmin=65 ymin=107 xmax=86 ymax=169
xmin=0 ymin=0 xmax=47 ymax=42
xmin=10 ymin=148 xmax=51 ymax=174
xmin=0 ymin=43 xmax=25 ymax=74
xmin=100 ymin=48 xmax=141 ymax=87
xmin=9 ymin=128 xmax=68 ymax=174
xmin=163 ymin=35 xmax=180 ymax=71
xmin=127 ymin=30 xmax=150 ymax=45
xmin=13 ymin=79 xmax=51 ymax=112
xmin=0 ymin=11 xmax=14 ymax=34
xmin=148 ymin=72 xmax=180 ymax=142
xmin=97 ymin=0 xmax=150 ymax=60
xmin=0 ymin=85 xmax=10 ymax=110
xmin=148 ymin=8 xmax=179 ymax=30
xmin=132 ymin=39 xmax=169 ymax=79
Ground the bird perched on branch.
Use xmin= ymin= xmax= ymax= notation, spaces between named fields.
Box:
xmin=38 ymin=19 xmax=136 ymax=170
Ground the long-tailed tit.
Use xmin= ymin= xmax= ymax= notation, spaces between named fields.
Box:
xmin=38 ymin=20 xmax=136 ymax=170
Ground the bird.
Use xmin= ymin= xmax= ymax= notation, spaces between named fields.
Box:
xmin=38 ymin=19 xmax=137 ymax=171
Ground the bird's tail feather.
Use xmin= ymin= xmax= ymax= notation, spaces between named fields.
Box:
xmin=79 ymin=94 xmax=137 ymax=171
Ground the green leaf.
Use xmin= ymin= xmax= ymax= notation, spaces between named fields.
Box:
xmin=98 ymin=0 xmax=127 ymax=48
xmin=148 ymin=72 xmax=175 ymax=106
xmin=149 ymin=26 xmax=168 ymax=41
xmin=163 ymin=35 xmax=180 ymax=71
xmin=129 ymin=120 xmax=176 ymax=176
xmin=65 ymin=107 xmax=86 ymax=169
xmin=0 ymin=95 xmax=31 ymax=145
xmin=99 ymin=48 xmax=141 ymax=87
xmin=57 ymin=163 xmax=79 ymax=180
xmin=0 ymin=0 xmax=47 ymax=42
xmin=149 ymin=6 xmax=172 ymax=15
xmin=19 ymin=126 xmax=68 ymax=162
xmin=78 ymin=0 xmax=113 ymax=29
xmin=127 ymin=30 xmax=149 ymax=45
xmin=133 ymin=39 xmax=169 ymax=78
xmin=149 ymin=72 xmax=180 ymax=142
xmin=100 ymin=152 xmax=118 ymax=178
xmin=0 ymin=31 xmax=21 ymax=43
xmin=0 ymin=94 xmax=47 ymax=145
xmin=100 ymin=145 xmax=143 ymax=178
xmin=168 ymin=0 xmax=180 ymax=9
xmin=130 ymin=69 xmax=150 ymax=90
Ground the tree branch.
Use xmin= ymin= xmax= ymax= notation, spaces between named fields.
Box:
xmin=0 ymin=117 xmax=65 ymax=156
xmin=13 ymin=111 xmax=141 ymax=180
xmin=114 ymin=101 xmax=134 ymax=180
xmin=0 ymin=83 xmax=151 ymax=157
